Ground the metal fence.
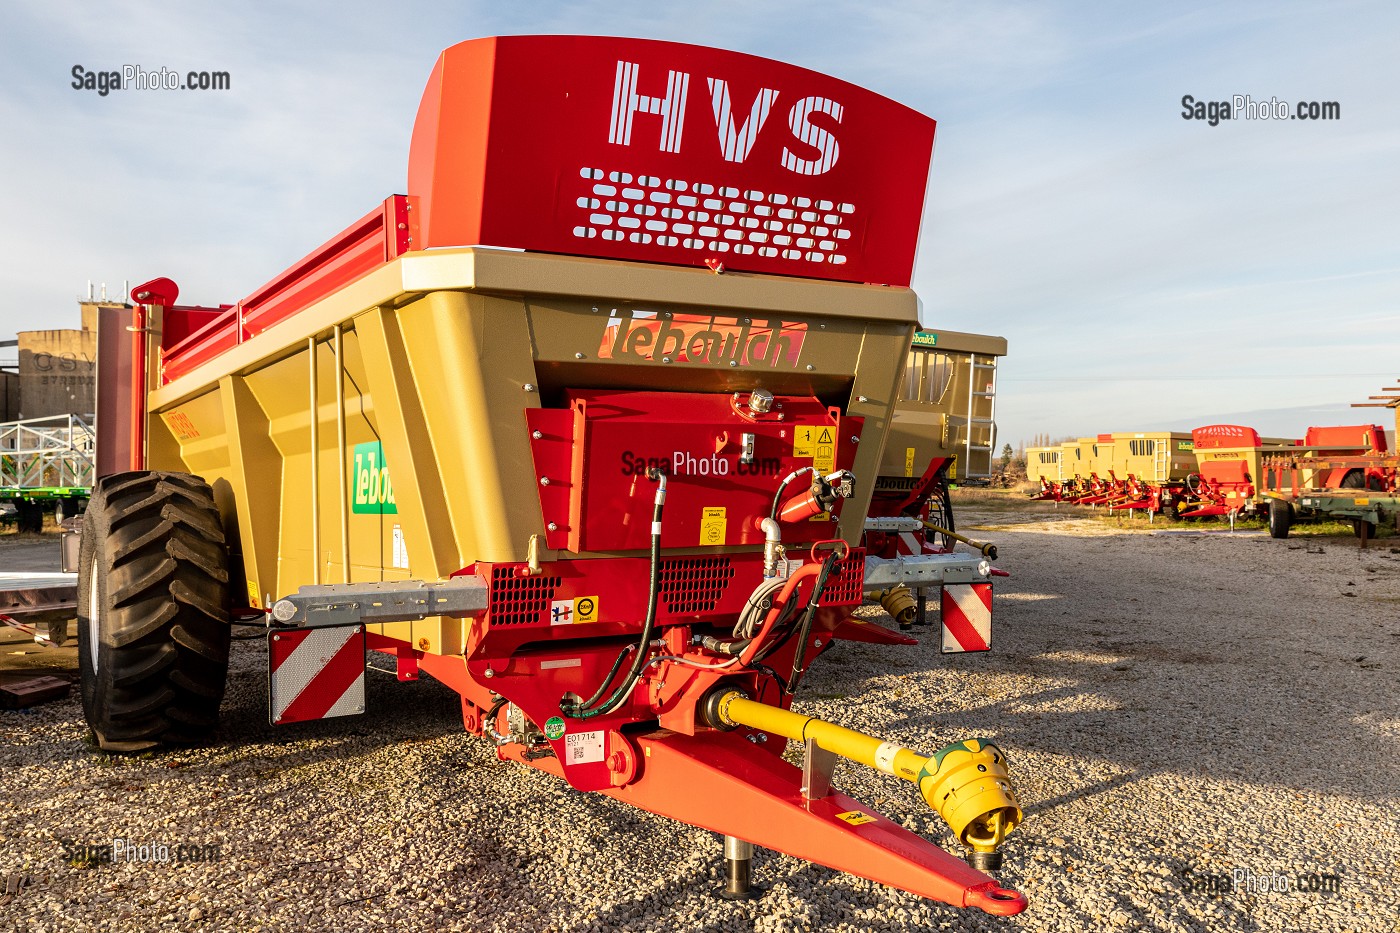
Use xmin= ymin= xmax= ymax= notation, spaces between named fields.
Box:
xmin=0 ymin=414 xmax=96 ymax=490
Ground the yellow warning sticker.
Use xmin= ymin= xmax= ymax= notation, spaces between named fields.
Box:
xmin=813 ymin=426 xmax=836 ymax=473
xmin=700 ymin=507 xmax=727 ymax=546
xmin=904 ymin=447 xmax=916 ymax=478
xmin=246 ymin=580 xmax=260 ymax=608
xmin=835 ymin=811 xmax=877 ymax=826
xmin=1354 ymin=497 xmax=1370 ymax=506
xmin=948 ymin=460 xmax=958 ymax=481
xmin=573 ymin=596 xmax=599 ymax=624
xmin=793 ymin=426 xmax=816 ymax=458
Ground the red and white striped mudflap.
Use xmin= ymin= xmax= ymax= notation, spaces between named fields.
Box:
xmin=268 ymin=625 xmax=366 ymax=724
xmin=940 ymin=583 xmax=992 ymax=653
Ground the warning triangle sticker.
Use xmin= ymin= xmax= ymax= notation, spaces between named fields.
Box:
xmin=817 ymin=428 xmax=833 ymax=443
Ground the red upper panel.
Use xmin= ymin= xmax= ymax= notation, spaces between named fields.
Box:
xmin=1303 ymin=424 xmax=1386 ymax=453
xmin=408 ymin=36 xmax=937 ymax=286
xmin=1192 ymin=425 xmax=1263 ymax=449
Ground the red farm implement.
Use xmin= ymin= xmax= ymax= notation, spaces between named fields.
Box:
xmin=78 ymin=36 xmax=1026 ymax=917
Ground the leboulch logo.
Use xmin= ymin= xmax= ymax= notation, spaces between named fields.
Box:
xmin=597 ymin=310 xmax=807 ymax=368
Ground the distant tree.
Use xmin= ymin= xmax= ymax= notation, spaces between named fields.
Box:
xmin=999 ymin=443 xmax=1014 ymax=471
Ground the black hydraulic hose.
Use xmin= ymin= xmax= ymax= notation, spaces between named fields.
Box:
xmin=783 ymin=551 xmax=840 ymax=696
xmin=572 ymin=644 xmax=637 ymax=710
xmin=561 ymin=468 xmax=667 ymax=719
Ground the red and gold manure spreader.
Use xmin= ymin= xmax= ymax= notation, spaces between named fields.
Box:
xmin=78 ymin=36 xmax=1023 ymax=915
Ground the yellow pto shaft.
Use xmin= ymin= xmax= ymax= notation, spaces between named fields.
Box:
xmin=710 ymin=690 xmax=1021 ymax=866
xmin=922 ymin=521 xmax=998 ymax=560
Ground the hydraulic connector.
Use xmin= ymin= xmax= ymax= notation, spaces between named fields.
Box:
xmin=779 ymin=470 xmax=855 ymax=523
xmin=703 ymin=689 xmax=1021 ymax=869
xmin=872 ymin=585 xmax=918 ymax=627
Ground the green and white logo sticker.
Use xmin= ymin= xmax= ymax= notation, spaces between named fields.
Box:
xmin=544 ymin=716 xmax=566 ymax=740
xmin=352 ymin=441 xmax=397 ymax=514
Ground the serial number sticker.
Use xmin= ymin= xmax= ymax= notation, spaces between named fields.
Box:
xmin=904 ymin=447 xmax=916 ymax=478
xmin=700 ymin=506 xmax=727 ymax=546
xmin=539 ymin=658 xmax=581 ymax=670
xmin=565 ymin=730 xmax=605 ymax=765
xmin=835 ymin=810 xmax=876 ymax=826
xmin=793 ymin=425 xmax=816 ymax=458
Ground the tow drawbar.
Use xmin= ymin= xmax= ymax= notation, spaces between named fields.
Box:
xmin=704 ymin=689 xmax=1022 ymax=871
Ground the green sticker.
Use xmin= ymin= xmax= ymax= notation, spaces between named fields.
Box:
xmin=352 ymin=441 xmax=397 ymax=514
xmin=544 ymin=716 xmax=566 ymax=740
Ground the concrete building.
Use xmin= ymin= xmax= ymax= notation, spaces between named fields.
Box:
xmin=0 ymin=370 xmax=17 ymax=421
xmin=0 ymin=336 xmax=18 ymax=420
xmin=14 ymin=301 xmax=117 ymax=419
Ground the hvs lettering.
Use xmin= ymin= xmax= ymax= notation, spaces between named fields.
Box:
xmin=609 ymin=61 xmax=843 ymax=175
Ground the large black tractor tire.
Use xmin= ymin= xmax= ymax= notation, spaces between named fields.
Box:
xmin=1268 ymin=498 xmax=1292 ymax=539
xmin=77 ymin=471 xmax=231 ymax=752
xmin=926 ymin=479 xmax=957 ymax=550
xmin=16 ymin=500 xmax=44 ymax=534
xmin=1340 ymin=470 xmax=1369 ymax=490
xmin=54 ymin=496 xmax=86 ymax=525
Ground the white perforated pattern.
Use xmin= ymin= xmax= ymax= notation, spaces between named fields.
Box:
xmin=572 ymin=166 xmax=853 ymax=266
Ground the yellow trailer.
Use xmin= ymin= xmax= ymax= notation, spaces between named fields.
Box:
xmin=1025 ymin=446 xmax=1061 ymax=484
xmin=883 ymin=329 xmax=1006 ymax=484
xmin=1106 ymin=431 xmax=1196 ymax=482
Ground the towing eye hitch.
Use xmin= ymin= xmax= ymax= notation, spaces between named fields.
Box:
xmin=704 ymin=688 xmax=1022 ymax=868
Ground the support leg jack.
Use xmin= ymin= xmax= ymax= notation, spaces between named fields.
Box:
xmin=720 ymin=835 xmax=761 ymax=900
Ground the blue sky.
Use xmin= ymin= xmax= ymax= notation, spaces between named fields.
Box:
xmin=1 ymin=1 xmax=1397 ymax=447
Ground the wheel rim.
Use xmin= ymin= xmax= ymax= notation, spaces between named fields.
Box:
xmin=87 ymin=554 xmax=100 ymax=673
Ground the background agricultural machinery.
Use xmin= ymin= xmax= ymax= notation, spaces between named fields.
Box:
xmin=74 ymin=37 xmax=1026 ymax=916
xmin=1027 ymin=422 xmax=1396 ymax=538
xmin=0 ymin=413 xmax=94 ymax=532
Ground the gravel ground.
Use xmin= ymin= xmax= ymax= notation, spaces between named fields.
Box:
xmin=2 ymin=508 xmax=1397 ymax=932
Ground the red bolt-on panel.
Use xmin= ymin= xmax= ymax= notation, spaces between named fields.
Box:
xmin=525 ymin=390 xmax=860 ymax=553
xmin=408 ymin=36 xmax=936 ymax=286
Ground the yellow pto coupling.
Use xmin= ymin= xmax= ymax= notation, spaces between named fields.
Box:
xmin=916 ymin=738 xmax=1019 ymax=870
xmin=872 ymin=586 xmax=918 ymax=627
xmin=705 ymin=689 xmax=1021 ymax=869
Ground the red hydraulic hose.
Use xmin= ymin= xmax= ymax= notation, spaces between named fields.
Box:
xmin=737 ymin=563 xmax=821 ymax=667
